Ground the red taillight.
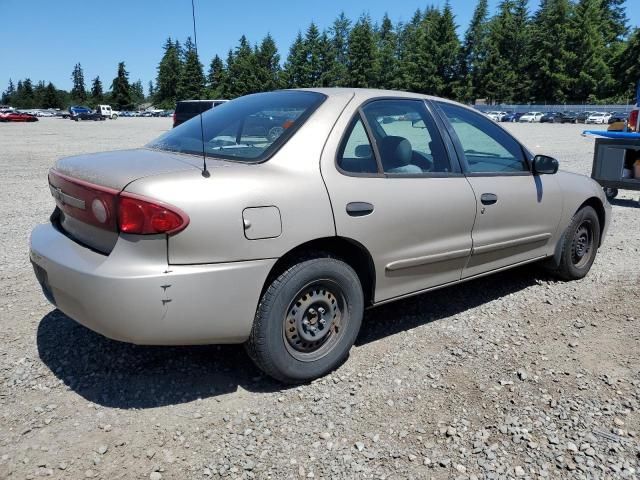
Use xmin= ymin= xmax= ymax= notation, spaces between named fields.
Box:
xmin=49 ymin=170 xmax=188 ymax=235
xmin=629 ymin=110 xmax=638 ymax=132
xmin=118 ymin=194 xmax=188 ymax=235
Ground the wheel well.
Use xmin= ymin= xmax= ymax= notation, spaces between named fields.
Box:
xmin=579 ymin=197 xmax=606 ymax=245
xmin=262 ymin=237 xmax=376 ymax=306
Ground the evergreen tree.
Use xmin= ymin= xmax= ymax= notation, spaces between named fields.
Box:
xmin=328 ymin=12 xmax=351 ymax=86
xmin=318 ymin=31 xmax=338 ymax=87
xmin=155 ymin=38 xmax=183 ymax=108
xmin=33 ymin=81 xmax=46 ymax=107
xmin=71 ymin=63 xmax=87 ymax=103
xmin=346 ymin=15 xmax=378 ymax=88
xmin=569 ymin=0 xmax=611 ymax=100
xmin=434 ymin=2 xmax=460 ymax=97
xmin=395 ymin=10 xmax=425 ymax=91
xmin=528 ymin=0 xmax=573 ymax=102
xmin=110 ymin=62 xmax=133 ymax=110
xmin=207 ymin=55 xmax=226 ymax=97
xmin=131 ymin=80 xmax=145 ymax=104
xmin=483 ymin=0 xmax=533 ymax=103
xmin=614 ymin=27 xmax=640 ymax=98
xmin=418 ymin=7 xmax=443 ymax=94
xmin=177 ymin=36 xmax=205 ymax=100
xmin=376 ymin=14 xmax=398 ymax=90
xmin=42 ymin=82 xmax=61 ymax=108
xmin=90 ymin=76 xmax=103 ymax=103
xmin=148 ymin=80 xmax=155 ymax=99
xmin=2 ymin=78 xmax=16 ymax=104
xmin=226 ymin=36 xmax=259 ymax=97
xmin=255 ymin=34 xmax=281 ymax=91
xmin=304 ymin=23 xmax=325 ymax=87
xmin=457 ymin=0 xmax=490 ymax=102
xmin=283 ymin=32 xmax=307 ymax=88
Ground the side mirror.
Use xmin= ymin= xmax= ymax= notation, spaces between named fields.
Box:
xmin=532 ymin=155 xmax=559 ymax=175
xmin=411 ymin=119 xmax=426 ymax=129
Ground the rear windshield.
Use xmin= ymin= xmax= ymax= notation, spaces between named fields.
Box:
xmin=150 ymin=91 xmax=326 ymax=162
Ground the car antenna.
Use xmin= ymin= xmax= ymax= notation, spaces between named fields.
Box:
xmin=191 ymin=0 xmax=210 ymax=177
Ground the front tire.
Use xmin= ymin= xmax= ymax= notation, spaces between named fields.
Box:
xmin=550 ymin=206 xmax=600 ymax=281
xmin=246 ymin=257 xmax=364 ymax=383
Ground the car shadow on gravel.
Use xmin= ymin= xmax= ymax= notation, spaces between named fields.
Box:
xmin=37 ymin=310 xmax=284 ymax=409
xmin=356 ymin=265 xmax=542 ymax=346
xmin=609 ymin=198 xmax=640 ymax=209
xmin=37 ymin=265 xmax=547 ymax=409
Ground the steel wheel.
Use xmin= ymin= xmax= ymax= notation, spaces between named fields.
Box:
xmin=283 ymin=280 xmax=346 ymax=362
xmin=570 ymin=220 xmax=594 ymax=269
xmin=267 ymin=126 xmax=284 ymax=142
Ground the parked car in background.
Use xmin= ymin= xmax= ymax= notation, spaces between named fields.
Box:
xmin=486 ymin=111 xmax=507 ymax=122
xmin=501 ymin=112 xmax=524 ymax=122
xmin=173 ymin=99 xmax=228 ymax=127
xmin=559 ymin=112 xmax=578 ymax=123
xmin=577 ymin=111 xmax=594 ymax=123
xmin=0 ymin=111 xmax=38 ymax=122
xmin=69 ymin=106 xmax=104 ymax=121
xmin=607 ymin=112 xmax=628 ymax=124
xmin=30 ymin=88 xmax=611 ymax=383
xmin=519 ymin=112 xmax=544 ymax=123
xmin=586 ymin=112 xmax=611 ymax=124
xmin=540 ymin=112 xmax=562 ymax=123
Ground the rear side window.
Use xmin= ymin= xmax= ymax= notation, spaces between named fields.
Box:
xmin=438 ymin=102 xmax=528 ymax=173
xmin=337 ymin=117 xmax=378 ymax=174
xmin=149 ymin=91 xmax=326 ymax=162
xmin=361 ymin=99 xmax=451 ymax=174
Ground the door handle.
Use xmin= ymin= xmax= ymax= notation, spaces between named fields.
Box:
xmin=480 ymin=193 xmax=498 ymax=205
xmin=346 ymin=202 xmax=374 ymax=217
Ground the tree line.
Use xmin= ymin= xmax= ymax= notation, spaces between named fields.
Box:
xmin=3 ymin=0 xmax=640 ymax=110
xmin=2 ymin=61 xmax=147 ymax=109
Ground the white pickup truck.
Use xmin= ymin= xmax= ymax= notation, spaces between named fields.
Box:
xmin=96 ymin=105 xmax=118 ymax=119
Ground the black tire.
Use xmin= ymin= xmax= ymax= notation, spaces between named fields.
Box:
xmin=549 ymin=206 xmax=600 ymax=281
xmin=246 ymin=257 xmax=364 ymax=383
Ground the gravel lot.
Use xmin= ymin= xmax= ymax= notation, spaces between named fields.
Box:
xmin=1 ymin=118 xmax=639 ymax=479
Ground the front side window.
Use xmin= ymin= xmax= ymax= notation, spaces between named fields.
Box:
xmin=438 ymin=102 xmax=528 ymax=173
xmin=361 ymin=100 xmax=451 ymax=174
xmin=149 ymin=91 xmax=326 ymax=162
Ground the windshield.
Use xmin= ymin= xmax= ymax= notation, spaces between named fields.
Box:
xmin=148 ymin=91 xmax=326 ymax=162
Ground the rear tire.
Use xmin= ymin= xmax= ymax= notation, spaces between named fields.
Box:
xmin=548 ymin=206 xmax=600 ymax=281
xmin=246 ymin=257 xmax=364 ymax=384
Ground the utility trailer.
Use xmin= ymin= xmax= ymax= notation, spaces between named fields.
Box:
xmin=585 ymin=86 xmax=640 ymax=200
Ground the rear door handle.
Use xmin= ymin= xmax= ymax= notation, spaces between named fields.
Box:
xmin=346 ymin=202 xmax=374 ymax=217
xmin=480 ymin=193 xmax=498 ymax=205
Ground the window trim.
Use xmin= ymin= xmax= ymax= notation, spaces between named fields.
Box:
xmin=334 ymin=97 xmax=463 ymax=179
xmin=433 ymin=100 xmax=534 ymax=177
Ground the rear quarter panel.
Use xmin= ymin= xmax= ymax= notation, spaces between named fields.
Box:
xmin=124 ymin=92 xmax=355 ymax=265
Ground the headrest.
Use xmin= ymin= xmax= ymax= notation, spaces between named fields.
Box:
xmin=379 ymin=136 xmax=412 ymax=170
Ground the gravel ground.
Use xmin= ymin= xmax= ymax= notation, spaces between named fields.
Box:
xmin=1 ymin=118 xmax=639 ymax=479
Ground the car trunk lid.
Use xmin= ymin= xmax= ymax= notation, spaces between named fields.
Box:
xmin=50 ymin=148 xmax=203 ymax=253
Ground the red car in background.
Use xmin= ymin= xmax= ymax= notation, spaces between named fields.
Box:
xmin=0 ymin=111 xmax=38 ymax=122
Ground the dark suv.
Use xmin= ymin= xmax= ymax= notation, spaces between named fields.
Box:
xmin=173 ymin=99 xmax=227 ymax=128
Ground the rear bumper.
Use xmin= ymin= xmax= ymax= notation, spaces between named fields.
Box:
xmin=30 ymin=223 xmax=276 ymax=345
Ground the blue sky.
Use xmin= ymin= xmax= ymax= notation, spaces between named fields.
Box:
xmin=2 ymin=0 xmax=639 ymax=94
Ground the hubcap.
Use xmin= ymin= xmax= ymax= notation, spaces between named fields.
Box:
xmin=571 ymin=221 xmax=593 ymax=268
xmin=283 ymin=282 xmax=344 ymax=360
